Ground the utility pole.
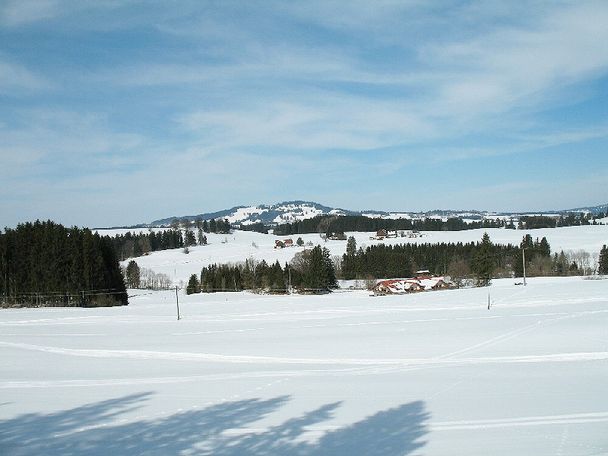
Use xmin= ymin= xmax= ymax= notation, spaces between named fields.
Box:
xmin=522 ymin=248 xmax=527 ymax=286
xmin=288 ymin=266 xmax=292 ymax=294
xmin=175 ymin=286 xmax=180 ymax=320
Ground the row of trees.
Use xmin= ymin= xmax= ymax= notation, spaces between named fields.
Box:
xmin=341 ymin=233 xmax=605 ymax=285
xmin=186 ymin=245 xmax=337 ymax=294
xmin=268 ymin=212 xmax=607 ymax=235
xmin=107 ymin=227 xmax=211 ymax=261
xmin=273 ymin=215 xmax=506 ymax=236
xmin=0 ymin=221 xmax=127 ymax=307
xmin=518 ymin=213 xmax=604 ymax=229
xmin=108 ymin=230 xmax=186 ymax=260
xmin=185 ymin=233 xmax=608 ymax=295
xmin=340 ymin=233 xmax=517 ymax=286
xmin=124 ymin=260 xmax=172 ymax=290
xmin=170 ymin=217 xmax=231 ymax=234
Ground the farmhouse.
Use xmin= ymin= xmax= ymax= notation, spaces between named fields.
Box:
xmin=373 ymin=273 xmax=453 ymax=295
xmin=370 ymin=229 xmax=398 ymax=240
xmin=275 ymin=238 xmax=294 ymax=248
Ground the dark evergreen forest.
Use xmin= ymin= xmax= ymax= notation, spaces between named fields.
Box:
xmin=272 ymin=215 xmax=505 ymax=236
xmin=188 ymin=245 xmax=338 ymax=294
xmin=0 ymin=221 xmax=127 ymax=307
xmin=271 ymin=212 xmax=604 ymax=236
xmin=107 ymin=218 xmax=230 ymax=260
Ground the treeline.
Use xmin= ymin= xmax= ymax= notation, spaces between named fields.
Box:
xmin=340 ymin=234 xmax=520 ymax=285
xmin=0 ymin=221 xmax=127 ymax=307
xmin=341 ymin=233 xmax=599 ymax=284
xmin=519 ymin=212 xmax=605 ymax=229
xmin=268 ymin=212 xmax=607 ymax=235
xmin=168 ymin=218 xmax=231 ymax=233
xmin=237 ymin=222 xmax=269 ymax=234
xmin=186 ymin=245 xmax=337 ymax=294
xmin=107 ymin=219 xmax=231 ymax=260
xmin=185 ymin=232 xmax=605 ymax=295
xmin=109 ymin=230 xmax=186 ymax=260
xmin=273 ymin=215 xmax=506 ymax=236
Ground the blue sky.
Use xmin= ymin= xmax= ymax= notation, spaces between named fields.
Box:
xmin=1 ymin=0 xmax=608 ymax=227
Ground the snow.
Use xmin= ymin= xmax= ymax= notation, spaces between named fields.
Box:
xmin=2 ymin=276 xmax=608 ymax=454
xmin=103 ymin=225 xmax=608 ymax=286
xmin=3 ymin=224 xmax=608 ymax=454
xmin=225 ymin=207 xmax=268 ymax=225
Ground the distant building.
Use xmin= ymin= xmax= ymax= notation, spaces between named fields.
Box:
xmin=275 ymin=238 xmax=293 ymax=248
xmin=372 ymin=274 xmax=453 ymax=296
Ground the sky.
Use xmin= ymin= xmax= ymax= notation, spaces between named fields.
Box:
xmin=1 ymin=0 xmax=608 ymax=228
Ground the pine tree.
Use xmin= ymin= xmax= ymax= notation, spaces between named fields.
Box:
xmin=125 ymin=260 xmax=140 ymax=288
xmin=184 ymin=229 xmax=197 ymax=247
xmin=346 ymin=236 xmax=357 ymax=257
xmin=304 ymin=246 xmax=325 ymax=291
xmin=599 ymin=245 xmax=608 ymax=275
xmin=471 ymin=233 xmax=494 ymax=287
xmin=186 ymin=274 xmax=200 ymax=295
xmin=322 ymin=247 xmax=338 ymax=289
xmin=342 ymin=236 xmax=358 ymax=280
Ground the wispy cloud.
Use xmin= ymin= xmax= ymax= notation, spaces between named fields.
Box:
xmin=1 ymin=1 xmax=608 ymax=226
xmin=0 ymin=58 xmax=51 ymax=92
xmin=0 ymin=0 xmax=61 ymax=26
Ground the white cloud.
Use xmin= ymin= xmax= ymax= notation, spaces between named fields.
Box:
xmin=0 ymin=109 xmax=146 ymax=180
xmin=424 ymin=2 xmax=608 ymax=117
xmin=0 ymin=59 xmax=51 ymax=92
xmin=0 ymin=0 xmax=61 ymax=26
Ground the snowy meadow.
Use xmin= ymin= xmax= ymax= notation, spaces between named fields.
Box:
xmin=1 ymin=227 xmax=608 ymax=455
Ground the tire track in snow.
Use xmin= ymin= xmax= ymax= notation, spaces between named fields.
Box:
xmin=430 ymin=411 xmax=608 ymax=431
xmin=213 ymin=411 xmax=608 ymax=436
xmin=2 ymin=341 xmax=607 ymax=367
xmin=0 ymin=367 xmax=376 ymax=389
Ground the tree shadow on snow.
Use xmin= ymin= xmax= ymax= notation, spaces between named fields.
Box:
xmin=0 ymin=392 xmax=429 ymax=456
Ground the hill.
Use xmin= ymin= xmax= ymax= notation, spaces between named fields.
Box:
xmin=146 ymin=201 xmax=608 ymax=228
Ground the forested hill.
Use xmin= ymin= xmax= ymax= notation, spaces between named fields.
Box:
xmin=0 ymin=221 xmax=127 ymax=307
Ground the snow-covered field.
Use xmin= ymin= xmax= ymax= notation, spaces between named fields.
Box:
xmin=103 ymin=225 xmax=608 ymax=286
xmin=2 ymin=276 xmax=608 ymax=455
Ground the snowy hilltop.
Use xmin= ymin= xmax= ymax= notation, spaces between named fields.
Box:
xmin=148 ymin=201 xmax=608 ymax=228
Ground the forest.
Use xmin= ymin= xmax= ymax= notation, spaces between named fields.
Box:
xmin=186 ymin=245 xmax=337 ymax=294
xmin=0 ymin=221 xmax=127 ymax=307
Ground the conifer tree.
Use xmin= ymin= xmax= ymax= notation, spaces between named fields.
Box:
xmin=599 ymin=245 xmax=608 ymax=275
xmin=125 ymin=260 xmax=141 ymax=288
xmin=322 ymin=247 xmax=338 ymax=289
xmin=471 ymin=233 xmax=494 ymax=287
xmin=186 ymin=274 xmax=200 ymax=295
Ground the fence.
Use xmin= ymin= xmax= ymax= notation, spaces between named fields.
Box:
xmin=0 ymin=289 xmax=128 ymax=308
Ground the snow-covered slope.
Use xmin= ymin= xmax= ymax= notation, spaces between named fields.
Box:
xmin=145 ymin=201 xmax=608 ymax=228
xmin=150 ymin=201 xmax=354 ymax=226
xmin=2 ymin=277 xmax=608 ymax=454
xmin=102 ymin=225 xmax=608 ymax=287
